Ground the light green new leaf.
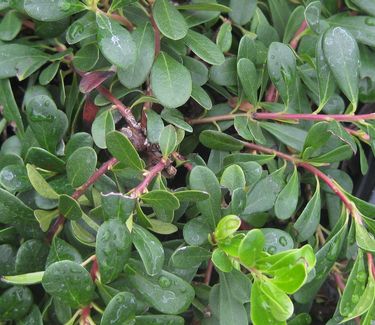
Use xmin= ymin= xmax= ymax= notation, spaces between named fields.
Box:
xmin=216 ymin=22 xmax=232 ymax=52
xmin=153 ymin=0 xmax=188 ymax=40
xmin=150 ymin=52 xmax=192 ymax=108
xmin=355 ymin=221 xmax=375 ymax=252
xmin=212 ymin=248 xmax=233 ymax=272
xmin=238 ymin=229 xmax=264 ymax=267
xmin=323 ymin=27 xmax=359 ymax=111
xmin=26 ymin=164 xmax=59 ymax=200
xmin=214 ymin=215 xmax=241 ymax=241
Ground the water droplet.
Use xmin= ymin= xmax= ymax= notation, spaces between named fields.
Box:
xmin=158 ymin=276 xmax=171 ymax=288
xmin=278 ymin=236 xmax=288 ymax=246
xmin=68 ymin=23 xmax=84 ymax=40
xmin=267 ymin=246 xmax=276 ymax=254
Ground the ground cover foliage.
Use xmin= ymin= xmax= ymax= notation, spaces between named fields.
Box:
xmin=0 ymin=0 xmax=375 ymax=324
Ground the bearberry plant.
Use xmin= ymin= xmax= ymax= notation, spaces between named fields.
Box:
xmin=0 ymin=0 xmax=374 ymax=324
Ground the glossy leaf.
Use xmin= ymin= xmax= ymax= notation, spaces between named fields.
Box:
xmin=66 ymin=147 xmax=97 ymax=188
xmin=101 ymin=292 xmax=136 ymax=325
xmin=238 ymin=229 xmax=264 ymax=267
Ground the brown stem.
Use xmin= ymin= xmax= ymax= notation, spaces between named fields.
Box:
xmin=204 ymin=259 xmax=213 ymax=285
xmin=47 ymin=158 xmax=118 ymax=241
xmin=97 ymin=86 xmax=147 ymax=151
xmin=130 ymin=159 xmax=167 ymax=197
xmin=189 ymin=112 xmax=375 ymax=125
xmin=109 ymin=13 xmax=134 ymax=31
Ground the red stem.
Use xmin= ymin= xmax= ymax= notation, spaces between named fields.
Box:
xmin=150 ymin=15 xmax=161 ymax=57
xmin=130 ymin=160 xmax=167 ymax=197
xmin=290 ymin=20 xmax=308 ymax=50
xmin=367 ymin=253 xmax=375 ymax=278
xmin=333 ymin=272 xmax=346 ymax=292
xmin=47 ymin=158 xmax=118 ymax=241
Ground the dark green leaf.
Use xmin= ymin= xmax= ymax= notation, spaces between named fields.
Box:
xmin=150 ymin=52 xmax=192 ymax=108
xmin=229 ymin=0 xmax=256 ymax=25
xmin=42 ymin=261 xmax=95 ymax=308
xmin=58 ymin=195 xmax=82 ymax=221
xmin=91 ymin=109 xmax=115 ymax=149
xmin=132 ymin=225 xmax=164 ymax=276
xmin=323 ymin=27 xmax=359 ymax=110
xmin=0 ymin=188 xmax=35 ymax=225
xmin=24 ymin=0 xmax=85 ymax=21
xmin=46 ymin=237 xmax=82 ymax=267
xmin=66 ymin=147 xmax=97 ymax=188
xmin=199 ymin=130 xmax=244 ymax=152
xmin=159 ymin=125 xmax=177 ymax=157
xmin=101 ymin=292 xmax=136 ymax=325
xmin=96 ymin=13 xmax=136 ymax=69
xmin=237 ymin=58 xmax=258 ymax=105
xmin=0 ymin=286 xmax=33 ymax=321
xmin=106 ymin=131 xmax=143 ymax=170
xmin=96 ymin=219 xmax=132 ymax=284
xmin=171 ymin=246 xmax=211 ymax=268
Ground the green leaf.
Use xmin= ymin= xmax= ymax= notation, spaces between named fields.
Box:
xmin=150 ymin=52 xmax=192 ymax=108
xmin=135 ymin=315 xmax=184 ymax=325
xmin=214 ymin=214 xmax=241 ymax=241
xmin=267 ymin=42 xmax=296 ymax=107
xmin=323 ymin=27 xmax=359 ymax=110
xmin=146 ymin=109 xmax=164 ymax=143
xmin=66 ymin=147 xmax=97 ymax=188
xmin=262 ymin=228 xmax=294 ymax=254
xmin=25 ymin=147 xmax=65 ymax=173
xmin=0 ymin=10 xmax=22 ymax=41
xmin=260 ymin=122 xmax=307 ymax=151
xmin=0 ymin=164 xmax=31 ymax=192
xmin=238 ymin=229 xmax=264 ymax=267
xmin=118 ymin=22 xmax=155 ymax=88
xmin=210 ymin=57 xmax=237 ymax=86
xmin=191 ymin=84 xmax=212 ymax=110
xmin=96 ymin=219 xmax=132 ymax=284
xmin=0 ymin=79 xmax=24 ymax=136
xmin=125 ymin=260 xmax=195 ymax=314
xmin=199 ymin=130 xmax=244 ymax=152
xmin=270 ymin=263 xmax=307 ymax=294
xmin=96 ymin=13 xmax=136 ymax=69
xmin=160 ymin=107 xmax=193 ymax=132
xmin=26 ymin=164 xmax=59 ymax=200
xmin=234 ymin=116 xmax=266 ymax=144
xmin=183 ymin=30 xmax=225 ymax=65
xmin=315 ymin=34 xmax=335 ymax=111
xmin=101 ymin=292 xmax=136 ymax=325
xmin=46 ymin=237 xmax=82 ymax=267
xmin=72 ymin=43 xmax=99 ymax=72
xmin=339 ymin=250 xmax=367 ymax=316
xmin=182 ymin=56 xmax=208 ymax=86
xmin=341 ymin=273 xmax=375 ymax=322
xmin=132 ymin=224 xmax=165 ymax=276
xmin=58 ymin=195 xmax=82 ymax=221
xmin=140 ymin=191 xmax=180 ymax=211
xmin=177 ymin=3 xmax=231 ymax=12
xmin=24 ymin=0 xmax=85 ymax=21
xmin=159 ymin=125 xmax=177 ymax=157
xmin=216 ymin=22 xmax=232 ymax=52
xmin=66 ymin=12 xmax=97 ymax=45
xmin=91 ymin=109 xmax=115 ymax=149
xmin=243 ymin=174 xmax=284 ymax=217
xmin=274 ymin=167 xmax=299 ymax=220
xmin=237 ymin=58 xmax=258 ymax=105
xmin=189 ymin=166 xmax=222 ymax=229
xmin=106 ymin=131 xmax=143 ymax=170
xmin=153 ymin=0 xmax=188 ymax=40
xmin=101 ymin=192 xmax=135 ymax=221
xmin=171 ymin=246 xmax=211 ymax=268
xmin=259 ymin=280 xmax=294 ymax=321
xmin=26 ymin=95 xmax=68 ymax=153
xmin=42 ymin=261 xmax=95 ymax=308
xmin=355 ymin=221 xmax=375 ymax=252
xmin=183 ymin=217 xmax=211 ymax=246
xmin=34 ymin=209 xmax=58 ymax=232
xmin=0 ymin=286 xmax=33 ymax=321
xmin=148 ymin=219 xmax=178 ymax=235
xmin=220 ymin=164 xmax=246 ymax=194
xmin=15 ymin=239 xmax=49 ymax=273
xmin=17 ymin=305 xmax=42 ymax=325
xmin=173 ymin=190 xmax=209 ymax=202
xmin=39 ymin=62 xmax=60 ymax=85
xmin=229 ymin=0 xmax=256 ymax=25
xmin=294 ymin=180 xmax=321 ymax=242
xmin=218 ymin=271 xmax=248 ymax=325
xmin=212 ymin=248 xmax=233 ymax=272
xmin=1 ymin=272 xmax=44 ymax=285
